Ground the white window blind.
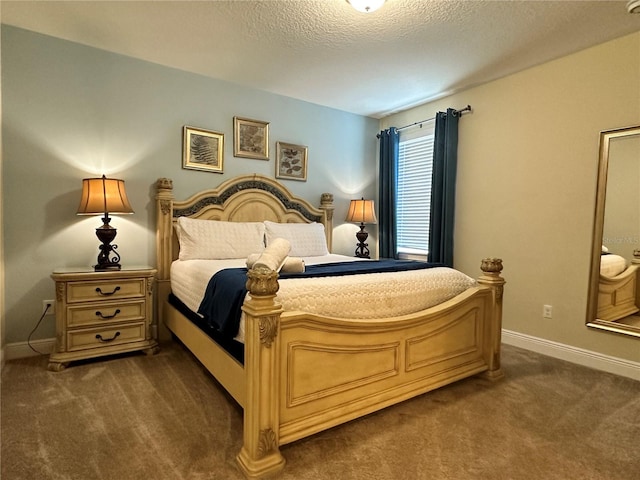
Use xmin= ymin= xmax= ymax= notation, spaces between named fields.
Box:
xmin=396 ymin=122 xmax=435 ymax=256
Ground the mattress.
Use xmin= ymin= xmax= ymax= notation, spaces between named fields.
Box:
xmin=170 ymin=254 xmax=476 ymax=343
xmin=600 ymin=254 xmax=627 ymax=278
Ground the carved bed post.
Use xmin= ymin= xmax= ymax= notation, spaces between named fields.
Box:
xmin=320 ymin=193 xmax=334 ymax=253
xmin=155 ymin=178 xmax=174 ymax=341
xmin=477 ymin=258 xmax=506 ymax=380
xmin=237 ymin=266 xmax=286 ymax=478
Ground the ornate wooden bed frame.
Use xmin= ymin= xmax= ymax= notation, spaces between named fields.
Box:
xmin=597 ymin=260 xmax=640 ymax=322
xmin=155 ymin=174 xmax=505 ymax=479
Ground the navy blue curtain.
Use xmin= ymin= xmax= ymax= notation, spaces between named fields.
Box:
xmin=377 ymin=128 xmax=399 ymax=259
xmin=428 ymin=108 xmax=459 ymax=267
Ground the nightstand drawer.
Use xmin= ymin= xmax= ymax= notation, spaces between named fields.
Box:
xmin=67 ymin=300 xmax=146 ymax=328
xmin=67 ymin=278 xmax=146 ymax=303
xmin=66 ymin=323 xmax=146 ymax=351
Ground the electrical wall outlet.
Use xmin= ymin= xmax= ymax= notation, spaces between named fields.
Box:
xmin=42 ymin=300 xmax=55 ymax=316
xmin=543 ymin=304 xmax=552 ymax=319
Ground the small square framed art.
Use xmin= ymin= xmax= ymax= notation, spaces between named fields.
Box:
xmin=183 ymin=126 xmax=224 ymax=173
xmin=276 ymin=142 xmax=308 ymax=182
xmin=233 ymin=116 xmax=269 ymax=160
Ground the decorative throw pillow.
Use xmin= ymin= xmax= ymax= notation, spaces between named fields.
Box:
xmin=176 ymin=217 xmax=265 ymax=260
xmin=264 ymin=220 xmax=329 ymax=257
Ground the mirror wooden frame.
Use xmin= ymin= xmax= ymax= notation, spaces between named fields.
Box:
xmin=587 ymin=124 xmax=640 ymax=337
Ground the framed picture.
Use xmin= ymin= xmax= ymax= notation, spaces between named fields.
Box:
xmin=233 ymin=116 xmax=269 ymax=160
xmin=276 ymin=142 xmax=308 ymax=182
xmin=183 ymin=126 xmax=224 ymax=173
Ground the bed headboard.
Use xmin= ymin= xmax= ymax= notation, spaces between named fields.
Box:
xmin=155 ymin=174 xmax=334 ymax=282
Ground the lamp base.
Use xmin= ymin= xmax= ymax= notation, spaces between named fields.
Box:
xmin=94 ymin=216 xmax=123 ymax=271
xmin=354 ymin=224 xmax=370 ymax=259
xmin=94 ymin=262 xmax=122 ymax=272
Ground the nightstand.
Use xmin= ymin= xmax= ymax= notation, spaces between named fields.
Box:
xmin=48 ymin=267 xmax=159 ymax=371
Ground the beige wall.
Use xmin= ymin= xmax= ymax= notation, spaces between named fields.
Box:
xmin=382 ymin=32 xmax=640 ymax=363
xmin=0 ymin=24 xmax=3 ymax=366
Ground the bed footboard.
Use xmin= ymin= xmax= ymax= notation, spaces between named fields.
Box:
xmin=598 ymin=264 xmax=640 ymax=321
xmin=236 ymin=259 xmax=505 ymax=479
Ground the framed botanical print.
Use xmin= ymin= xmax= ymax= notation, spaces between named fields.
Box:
xmin=276 ymin=141 xmax=308 ymax=182
xmin=233 ymin=116 xmax=269 ymax=160
xmin=183 ymin=126 xmax=224 ymax=173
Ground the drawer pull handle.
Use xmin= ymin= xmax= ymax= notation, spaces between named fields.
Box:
xmin=95 ymin=309 xmax=121 ymax=320
xmin=95 ymin=286 xmax=121 ymax=296
xmin=95 ymin=332 xmax=121 ymax=343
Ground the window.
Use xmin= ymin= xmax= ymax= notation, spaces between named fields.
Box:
xmin=396 ymin=121 xmax=435 ymax=257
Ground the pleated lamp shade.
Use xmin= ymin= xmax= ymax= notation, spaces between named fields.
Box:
xmin=345 ymin=198 xmax=377 ymax=225
xmin=77 ymin=175 xmax=134 ymax=215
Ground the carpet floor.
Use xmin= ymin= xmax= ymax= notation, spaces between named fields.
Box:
xmin=1 ymin=342 xmax=638 ymax=480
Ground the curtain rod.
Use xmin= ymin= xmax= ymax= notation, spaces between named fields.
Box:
xmin=396 ymin=105 xmax=472 ymax=132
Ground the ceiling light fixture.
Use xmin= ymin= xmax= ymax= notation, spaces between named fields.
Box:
xmin=347 ymin=0 xmax=386 ymax=13
xmin=628 ymin=0 xmax=640 ymax=13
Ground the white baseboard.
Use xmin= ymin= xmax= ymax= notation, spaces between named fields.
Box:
xmin=502 ymin=329 xmax=640 ymax=381
xmin=3 ymin=338 xmax=55 ymax=361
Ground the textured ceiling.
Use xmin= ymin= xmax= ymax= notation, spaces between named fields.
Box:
xmin=2 ymin=0 xmax=639 ymax=118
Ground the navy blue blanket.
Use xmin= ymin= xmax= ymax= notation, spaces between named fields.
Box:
xmin=197 ymin=259 xmax=442 ymax=338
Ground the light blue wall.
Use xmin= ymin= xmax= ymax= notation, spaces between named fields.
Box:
xmin=1 ymin=26 xmax=379 ymax=343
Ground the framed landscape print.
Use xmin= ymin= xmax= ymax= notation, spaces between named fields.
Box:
xmin=276 ymin=141 xmax=308 ymax=182
xmin=183 ymin=126 xmax=224 ymax=173
xmin=233 ymin=116 xmax=269 ymax=160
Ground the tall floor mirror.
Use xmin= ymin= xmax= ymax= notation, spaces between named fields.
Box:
xmin=587 ymin=125 xmax=640 ymax=337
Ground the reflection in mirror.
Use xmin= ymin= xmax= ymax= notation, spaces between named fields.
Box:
xmin=588 ymin=125 xmax=640 ymax=337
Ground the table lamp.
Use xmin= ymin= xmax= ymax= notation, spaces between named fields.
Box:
xmin=345 ymin=198 xmax=377 ymax=258
xmin=77 ymin=175 xmax=134 ymax=271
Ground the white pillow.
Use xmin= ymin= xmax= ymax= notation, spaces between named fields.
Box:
xmin=176 ymin=217 xmax=265 ymax=260
xmin=264 ymin=221 xmax=329 ymax=257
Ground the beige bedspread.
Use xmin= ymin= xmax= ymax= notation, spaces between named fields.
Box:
xmin=170 ymin=255 xmax=476 ymax=343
